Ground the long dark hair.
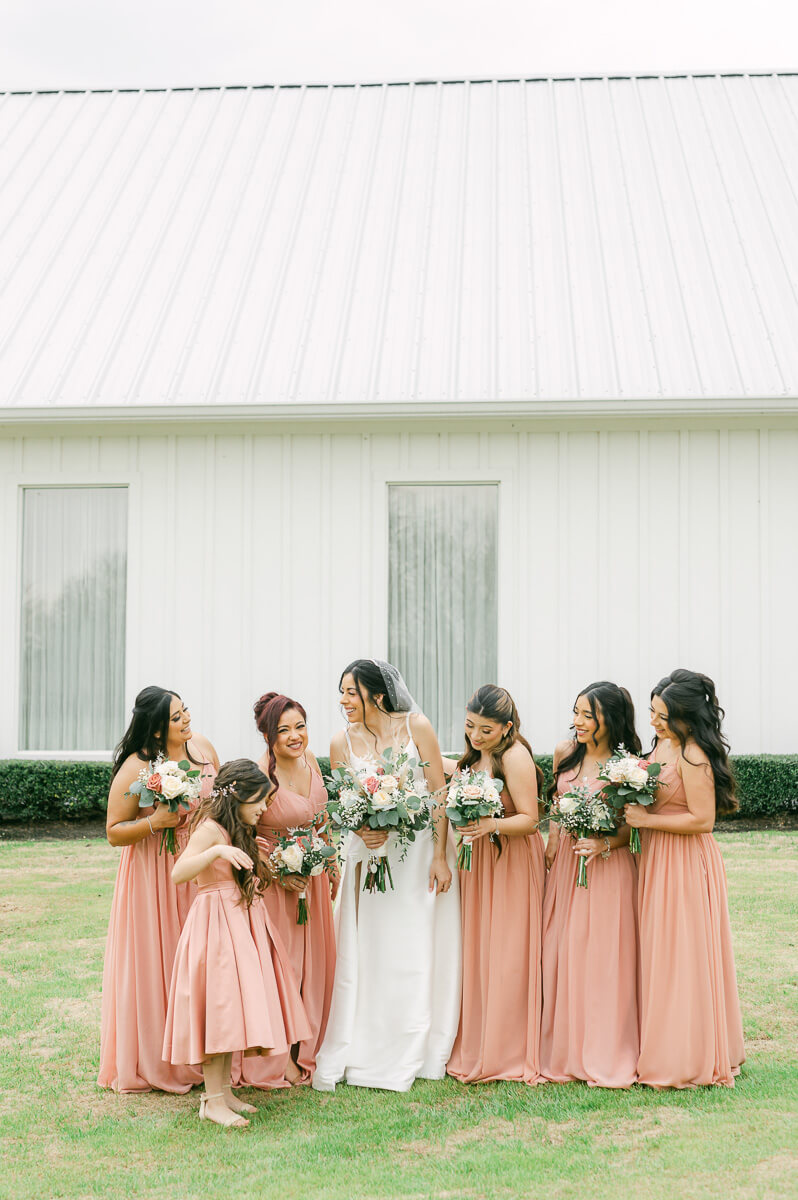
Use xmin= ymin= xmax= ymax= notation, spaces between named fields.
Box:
xmin=189 ymin=759 xmax=272 ymax=906
xmin=111 ymin=686 xmax=200 ymax=780
xmin=652 ymin=669 xmax=737 ymax=815
xmin=549 ymin=680 xmax=641 ymax=803
xmin=339 ymin=659 xmax=401 ymax=747
xmin=458 ymin=685 xmax=545 ymax=800
xmin=254 ymin=692 xmax=309 ymax=788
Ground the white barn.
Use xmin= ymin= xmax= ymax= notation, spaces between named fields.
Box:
xmin=1 ymin=73 xmax=797 ymax=761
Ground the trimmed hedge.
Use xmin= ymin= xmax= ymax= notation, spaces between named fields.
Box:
xmin=1 ymin=753 xmax=796 ymax=824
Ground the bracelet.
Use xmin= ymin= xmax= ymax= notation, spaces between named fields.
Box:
xmin=146 ymin=816 xmax=155 ymax=836
xmin=601 ymin=837 xmax=611 ymax=860
xmin=493 ymin=818 xmax=500 ymax=836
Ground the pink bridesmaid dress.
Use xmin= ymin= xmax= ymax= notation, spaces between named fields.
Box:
xmin=240 ymin=769 xmax=336 ymax=1088
xmin=98 ymin=745 xmax=216 ymax=1092
xmin=447 ymin=783 xmax=545 ymax=1084
xmin=540 ymin=769 xmax=640 ymax=1088
xmin=637 ymin=762 xmax=744 ymax=1088
xmin=163 ymin=822 xmax=310 ymax=1066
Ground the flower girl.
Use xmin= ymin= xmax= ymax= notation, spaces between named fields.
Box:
xmin=162 ymin=759 xmax=310 ymax=1128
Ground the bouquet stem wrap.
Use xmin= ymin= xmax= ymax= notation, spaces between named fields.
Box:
xmin=457 ymin=836 xmax=473 ymax=872
xmin=297 ymin=891 xmax=309 ymax=925
xmin=363 ymin=853 xmax=394 ymax=894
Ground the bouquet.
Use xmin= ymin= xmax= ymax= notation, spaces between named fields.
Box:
xmin=598 ymin=746 xmax=662 ymax=853
xmin=326 ymin=746 xmax=431 ymax=893
xmin=126 ymin=756 xmax=202 ymax=855
xmin=549 ymin=783 xmax=616 ymax=888
xmin=269 ymin=827 xmax=337 ymax=924
xmin=445 ymin=769 xmax=504 ymax=870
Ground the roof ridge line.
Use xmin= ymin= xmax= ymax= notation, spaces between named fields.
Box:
xmin=3 ymin=70 xmax=798 ymax=96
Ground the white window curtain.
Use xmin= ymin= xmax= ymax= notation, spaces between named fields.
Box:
xmin=19 ymin=487 xmax=128 ymax=752
xmin=388 ymin=484 xmax=498 ymax=752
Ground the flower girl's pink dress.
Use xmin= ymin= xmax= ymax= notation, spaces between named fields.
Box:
xmin=636 ymin=763 xmax=744 ymax=1087
xmin=240 ymin=770 xmax=335 ymax=1087
xmin=162 ymin=822 xmax=310 ymax=1066
xmin=540 ymin=769 xmax=640 ymax=1088
xmin=98 ymin=747 xmax=215 ymax=1092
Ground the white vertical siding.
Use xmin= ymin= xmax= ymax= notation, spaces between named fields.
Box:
xmin=0 ymin=423 xmax=795 ymax=759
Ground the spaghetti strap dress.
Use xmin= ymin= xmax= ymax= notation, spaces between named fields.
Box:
xmin=313 ymin=716 xmax=461 ymax=1093
xmin=447 ymin=773 xmax=545 ymax=1084
xmin=540 ymin=769 xmax=640 ymax=1088
xmin=636 ymin=762 xmax=744 ymax=1087
xmin=98 ymin=743 xmax=216 ymax=1092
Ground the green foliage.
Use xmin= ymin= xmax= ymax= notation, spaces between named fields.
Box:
xmin=729 ymin=754 xmax=798 ymax=819
xmin=0 ymin=759 xmax=111 ymax=821
xmin=2 ymin=751 xmax=797 ymax=824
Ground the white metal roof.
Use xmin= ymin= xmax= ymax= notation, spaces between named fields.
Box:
xmin=1 ymin=74 xmax=797 ymax=411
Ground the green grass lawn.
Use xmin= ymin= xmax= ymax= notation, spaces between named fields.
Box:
xmin=0 ymin=831 xmax=796 ymax=1200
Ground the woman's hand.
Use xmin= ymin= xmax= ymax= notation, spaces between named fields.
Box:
xmin=280 ymin=873 xmax=310 ymax=893
xmin=429 ymin=854 xmax=452 ymax=896
xmin=544 ymin=835 xmax=559 ymax=870
xmin=357 ymin=826 xmax=389 ymax=850
xmin=216 ymin=844 xmax=254 ymax=871
xmin=574 ymin=836 xmax=608 ymax=865
xmin=624 ymin=803 xmax=649 ymax=829
xmin=459 ymin=816 xmax=498 ymax=843
xmin=149 ymin=803 xmax=181 ymax=831
xmin=329 ymin=866 xmax=341 ymax=901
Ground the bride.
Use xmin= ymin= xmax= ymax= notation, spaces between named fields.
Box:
xmin=313 ymin=659 xmax=461 ymax=1092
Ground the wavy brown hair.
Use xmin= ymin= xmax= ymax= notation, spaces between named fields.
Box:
xmin=651 ymin=669 xmax=737 ymax=815
xmin=458 ymin=685 xmax=545 ymax=816
xmin=189 ymin=759 xmax=273 ymax=906
xmin=547 ymin=680 xmax=641 ymax=804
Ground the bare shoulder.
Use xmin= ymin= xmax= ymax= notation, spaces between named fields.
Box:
xmin=189 ymin=817 xmax=225 ymax=848
xmin=112 ymin=753 xmax=148 ymax=788
xmin=330 ymin=729 xmax=348 ymax=766
xmin=190 ymin=732 xmax=218 ymax=764
xmin=679 ymin=740 xmax=712 ymax=772
xmin=307 ymin=749 xmax=322 ymax=774
xmin=408 ymin=711 xmax=440 ymax=750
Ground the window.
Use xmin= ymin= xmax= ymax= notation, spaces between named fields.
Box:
xmin=19 ymin=487 xmax=128 ymax=752
xmin=388 ymin=484 xmax=498 ymax=751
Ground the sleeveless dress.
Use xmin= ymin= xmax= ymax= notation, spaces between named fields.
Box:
xmin=98 ymin=743 xmax=216 ymax=1092
xmin=239 ymin=769 xmax=336 ymax=1087
xmin=540 ymin=768 xmax=640 ymax=1088
xmin=447 ymin=771 xmax=545 ymax=1084
xmin=313 ymin=717 xmax=462 ymax=1092
xmin=163 ymin=822 xmax=310 ymax=1065
xmin=637 ymin=761 xmax=744 ymax=1088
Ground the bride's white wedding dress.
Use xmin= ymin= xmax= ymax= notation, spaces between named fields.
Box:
xmin=313 ymin=716 xmax=462 ymax=1092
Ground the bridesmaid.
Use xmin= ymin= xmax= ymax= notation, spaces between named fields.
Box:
xmin=447 ymin=685 xmax=546 ymax=1085
xmin=626 ymin=669 xmax=745 ymax=1088
xmin=240 ymin=692 xmax=337 ymax=1089
xmin=540 ymin=681 xmax=641 ymax=1088
xmin=98 ymin=686 xmax=219 ymax=1093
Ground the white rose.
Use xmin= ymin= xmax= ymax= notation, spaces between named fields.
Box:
xmin=370 ymin=789 xmax=396 ymax=810
xmin=606 ymin=761 xmax=626 ymax=784
xmin=557 ymin=796 xmax=577 ymax=815
xmin=486 ymin=786 xmax=501 ymax=807
xmin=310 ymin=862 xmax=325 ymax=877
xmin=463 ymin=784 xmax=483 ymax=800
xmin=159 ymin=760 xmax=181 ymax=775
xmin=279 ymin=843 xmax=305 ymax=874
xmin=159 ymin=774 xmax=185 ymax=801
xmin=379 ymin=774 xmax=399 ymax=792
xmin=628 ymin=766 xmax=649 ymax=789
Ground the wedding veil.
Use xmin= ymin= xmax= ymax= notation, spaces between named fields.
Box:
xmin=370 ymin=659 xmax=420 ymax=714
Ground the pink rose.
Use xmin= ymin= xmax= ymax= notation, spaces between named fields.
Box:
xmin=364 ymin=776 xmax=381 ymax=794
xmin=146 ymin=773 xmax=163 ymax=794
